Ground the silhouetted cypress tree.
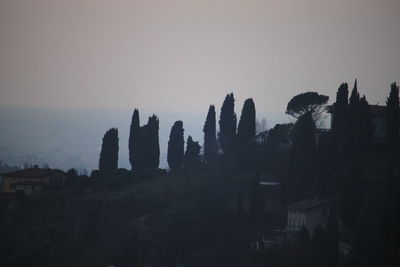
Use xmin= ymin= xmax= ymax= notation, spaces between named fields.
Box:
xmin=348 ymin=80 xmax=360 ymax=153
xmin=203 ymin=105 xmax=218 ymax=166
xmin=385 ymin=82 xmax=400 ymax=147
xmin=99 ymin=128 xmax=119 ymax=170
xmin=146 ymin=115 xmax=160 ymax=169
xmin=339 ymin=162 xmax=364 ymax=229
xmin=184 ymin=135 xmax=201 ymax=169
xmin=167 ymin=121 xmax=184 ymax=170
xmin=219 ymin=93 xmax=237 ymax=155
xmin=288 ymin=112 xmax=316 ymax=201
xmin=357 ymin=96 xmax=374 ymax=152
xmin=332 ymin=83 xmax=349 ymax=156
xmin=326 ymin=207 xmax=339 ymax=267
xmin=237 ymin=98 xmax=256 ymax=146
xmin=129 ymin=109 xmax=140 ymax=170
xmin=349 ymin=79 xmax=360 ymax=109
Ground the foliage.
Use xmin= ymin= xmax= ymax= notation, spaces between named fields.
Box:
xmin=286 ymin=92 xmax=329 ymax=121
xmin=237 ymin=98 xmax=256 ymax=146
xmin=99 ymin=128 xmax=119 ymax=170
xmin=145 ymin=115 xmax=160 ymax=169
xmin=385 ymin=82 xmax=400 ymax=147
xmin=219 ymin=93 xmax=237 ymax=155
xmin=331 ymin=83 xmax=349 ymax=157
xmin=286 ymin=112 xmax=316 ymax=201
xmin=184 ymin=135 xmax=201 ymax=169
xmin=339 ymin=162 xmax=365 ymax=229
xmin=128 ymin=108 xmax=140 ymax=170
xmin=167 ymin=121 xmax=185 ymax=171
xmin=203 ymin=105 xmax=218 ymax=166
xmin=267 ymin=123 xmax=293 ymax=148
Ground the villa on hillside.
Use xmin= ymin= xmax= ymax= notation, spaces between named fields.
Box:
xmin=0 ymin=167 xmax=66 ymax=196
xmin=286 ymin=198 xmax=335 ymax=237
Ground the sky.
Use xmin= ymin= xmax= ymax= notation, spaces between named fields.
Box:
xmin=1 ymin=0 xmax=399 ymax=114
xmin=0 ymin=0 xmax=399 ymax=170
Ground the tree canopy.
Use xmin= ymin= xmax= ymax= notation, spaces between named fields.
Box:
xmin=99 ymin=128 xmax=119 ymax=170
xmin=167 ymin=121 xmax=184 ymax=171
xmin=184 ymin=136 xmax=201 ymax=169
xmin=128 ymin=109 xmax=140 ymax=170
xmin=286 ymin=91 xmax=329 ymax=121
xmin=237 ymin=98 xmax=256 ymax=146
xmin=385 ymin=82 xmax=400 ymax=147
xmin=203 ymin=105 xmax=218 ymax=166
xmin=219 ymin=93 xmax=237 ymax=155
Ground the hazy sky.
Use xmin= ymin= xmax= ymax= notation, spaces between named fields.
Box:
xmin=1 ymin=0 xmax=399 ymax=115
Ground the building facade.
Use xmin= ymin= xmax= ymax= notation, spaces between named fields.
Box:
xmin=286 ymin=198 xmax=333 ymax=236
xmin=1 ymin=167 xmax=66 ymax=195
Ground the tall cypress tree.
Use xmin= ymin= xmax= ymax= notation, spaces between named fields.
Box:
xmin=203 ymin=105 xmax=218 ymax=166
xmin=339 ymin=162 xmax=364 ymax=229
xmin=129 ymin=109 xmax=140 ymax=170
xmin=326 ymin=207 xmax=339 ymax=267
xmin=167 ymin=121 xmax=184 ymax=170
xmin=237 ymin=98 xmax=256 ymax=146
xmin=332 ymin=83 xmax=349 ymax=156
xmin=357 ymin=96 xmax=374 ymax=153
xmin=146 ymin=115 xmax=160 ymax=169
xmin=184 ymin=135 xmax=201 ymax=169
xmin=385 ymin=82 xmax=400 ymax=147
xmin=99 ymin=128 xmax=119 ymax=170
xmin=288 ymin=112 xmax=316 ymax=201
xmin=219 ymin=93 xmax=237 ymax=155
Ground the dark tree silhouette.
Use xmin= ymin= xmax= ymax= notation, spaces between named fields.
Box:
xmin=356 ymin=96 xmax=374 ymax=152
xmin=347 ymin=80 xmax=374 ymax=155
xmin=203 ymin=105 xmax=218 ymax=166
xmin=128 ymin=108 xmax=140 ymax=170
xmin=348 ymin=80 xmax=360 ymax=151
xmin=237 ymin=98 xmax=256 ymax=146
xmin=331 ymin=83 xmax=349 ymax=156
xmin=349 ymin=79 xmax=360 ymax=109
xmin=339 ymin=162 xmax=364 ymax=229
xmin=286 ymin=92 xmax=329 ymax=122
xmin=326 ymin=207 xmax=339 ymax=267
xmin=99 ymin=128 xmax=119 ymax=170
xmin=184 ymin=136 xmax=201 ymax=169
xmin=146 ymin=115 xmax=160 ymax=169
xmin=287 ymin=112 xmax=316 ymax=201
xmin=385 ymin=82 xmax=400 ymax=147
xmin=167 ymin=121 xmax=184 ymax=171
xmin=266 ymin=123 xmax=293 ymax=148
xmin=219 ymin=93 xmax=237 ymax=155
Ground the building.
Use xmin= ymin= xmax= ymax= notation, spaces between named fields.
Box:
xmin=1 ymin=167 xmax=66 ymax=196
xmin=286 ymin=198 xmax=334 ymax=237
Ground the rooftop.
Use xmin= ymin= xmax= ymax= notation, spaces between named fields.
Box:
xmin=1 ymin=168 xmax=65 ymax=179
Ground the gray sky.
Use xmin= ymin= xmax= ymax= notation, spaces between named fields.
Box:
xmin=1 ymin=0 xmax=399 ymax=115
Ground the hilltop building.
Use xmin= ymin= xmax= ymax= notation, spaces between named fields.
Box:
xmin=1 ymin=167 xmax=66 ymax=196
